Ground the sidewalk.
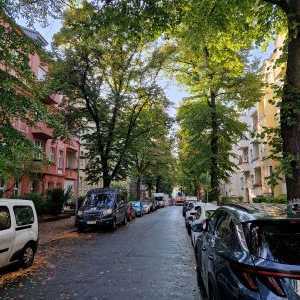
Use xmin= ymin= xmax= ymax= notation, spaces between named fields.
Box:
xmin=39 ymin=216 xmax=76 ymax=245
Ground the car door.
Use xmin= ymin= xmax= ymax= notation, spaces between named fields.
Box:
xmin=0 ymin=205 xmax=15 ymax=267
xmin=201 ymin=212 xmax=221 ymax=291
xmin=12 ymin=205 xmax=35 ymax=255
xmin=213 ymin=213 xmax=241 ymax=299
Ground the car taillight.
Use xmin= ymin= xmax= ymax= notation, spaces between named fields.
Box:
xmin=231 ymin=262 xmax=300 ymax=297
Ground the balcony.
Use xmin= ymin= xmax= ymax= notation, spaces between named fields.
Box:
xmin=32 ymin=122 xmax=53 ymax=139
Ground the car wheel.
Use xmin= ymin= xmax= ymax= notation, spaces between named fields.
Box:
xmin=21 ymin=244 xmax=35 ymax=268
xmin=111 ymin=218 xmax=117 ymax=231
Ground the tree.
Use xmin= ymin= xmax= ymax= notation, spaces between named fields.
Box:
xmin=177 ymin=99 xmax=249 ymax=203
xmin=168 ymin=7 xmax=263 ymax=202
xmin=51 ymin=2 xmax=175 ymax=187
xmin=182 ymin=0 xmax=300 ymax=209
xmin=127 ymin=98 xmax=172 ymax=198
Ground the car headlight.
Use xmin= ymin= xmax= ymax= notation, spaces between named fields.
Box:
xmin=103 ymin=208 xmax=112 ymax=216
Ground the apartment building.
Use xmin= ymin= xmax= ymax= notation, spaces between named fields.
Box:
xmin=221 ymin=36 xmax=286 ymax=202
xmin=1 ymin=26 xmax=80 ymax=197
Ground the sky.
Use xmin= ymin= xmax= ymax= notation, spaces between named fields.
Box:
xmin=19 ymin=17 xmax=272 ymax=119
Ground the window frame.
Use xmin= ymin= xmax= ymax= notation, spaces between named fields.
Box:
xmin=13 ymin=205 xmax=35 ymax=227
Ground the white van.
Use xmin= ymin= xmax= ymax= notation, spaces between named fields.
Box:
xmin=0 ymin=199 xmax=38 ymax=269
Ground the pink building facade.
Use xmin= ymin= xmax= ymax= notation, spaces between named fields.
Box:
xmin=3 ymin=29 xmax=80 ymax=198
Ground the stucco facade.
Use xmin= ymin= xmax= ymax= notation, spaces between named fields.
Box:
xmin=1 ymin=27 xmax=80 ymax=198
xmin=221 ymin=36 xmax=286 ymax=202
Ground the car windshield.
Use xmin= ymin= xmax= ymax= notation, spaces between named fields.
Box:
xmin=83 ymin=193 xmax=114 ymax=209
xmin=132 ymin=202 xmax=141 ymax=207
xmin=155 ymin=197 xmax=163 ymax=201
xmin=246 ymin=220 xmax=300 ymax=264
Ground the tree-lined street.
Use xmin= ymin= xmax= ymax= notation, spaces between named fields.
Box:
xmin=0 ymin=207 xmax=199 ymax=300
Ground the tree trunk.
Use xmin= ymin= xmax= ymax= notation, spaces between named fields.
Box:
xmin=156 ymin=176 xmax=161 ymax=193
xmin=280 ymin=2 xmax=300 ymax=214
xmin=102 ymin=168 xmax=111 ymax=188
xmin=136 ymin=176 xmax=141 ymax=200
xmin=209 ymin=90 xmax=220 ymax=204
xmin=147 ymin=183 xmax=152 ymax=198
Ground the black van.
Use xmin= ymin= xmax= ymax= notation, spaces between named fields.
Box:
xmin=75 ymin=188 xmax=128 ymax=231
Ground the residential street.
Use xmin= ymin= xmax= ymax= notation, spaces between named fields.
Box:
xmin=0 ymin=207 xmax=200 ymax=300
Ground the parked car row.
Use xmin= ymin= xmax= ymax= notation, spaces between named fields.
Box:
xmin=184 ymin=201 xmax=300 ymax=300
xmin=75 ymin=188 xmax=165 ymax=232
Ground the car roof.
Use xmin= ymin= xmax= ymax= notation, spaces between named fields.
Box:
xmin=87 ymin=188 xmax=123 ymax=195
xmin=222 ymin=203 xmax=289 ymax=222
xmin=0 ymin=199 xmax=34 ymax=206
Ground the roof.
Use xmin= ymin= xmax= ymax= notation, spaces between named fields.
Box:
xmin=223 ymin=203 xmax=288 ymax=222
xmin=20 ymin=26 xmax=48 ymax=47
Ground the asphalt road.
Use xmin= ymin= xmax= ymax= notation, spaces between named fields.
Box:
xmin=0 ymin=206 xmax=200 ymax=300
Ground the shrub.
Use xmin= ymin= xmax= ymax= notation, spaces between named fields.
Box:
xmin=220 ymin=196 xmax=243 ymax=204
xmin=23 ymin=192 xmax=47 ymax=215
xmin=46 ymin=187 xmax=72 ymax=215
xmin=253 ymin=195 xmax=287 ymax=204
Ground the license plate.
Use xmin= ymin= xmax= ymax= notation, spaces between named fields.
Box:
xmin=87 ymin=220 xmax=96 ymax=225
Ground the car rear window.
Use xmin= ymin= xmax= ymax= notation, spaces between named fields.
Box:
xmin=13 ymin=206 xmax=34 ymax=226
xmin=245 ymin=220 xmax=300 ymax=264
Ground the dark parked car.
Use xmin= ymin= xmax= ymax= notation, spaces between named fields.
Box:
xmin=76 ymin=188 xmax=128 ymax=231
xmin=195 ymin=203 xmax=300 ymax=300
xmin=132 ymin=201 xmax=143 ymax=217
xmin=127 ymin=202 xmax=136 ymax=221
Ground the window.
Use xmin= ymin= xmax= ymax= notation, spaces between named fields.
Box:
xmin=254 ymin=167 xmax=262 ymax=186
xmin=34 ymin=139 xmax=45 ymax=161
xmin=66 ymin=151 xmax=77 ymax=169
xmin=240 ymin=177 xmax=244 ymax=191
xmin=253 ymin=142 xmax=260 ymax=160
xmin=58 ymin=150 xmax=64 ymax=169
xmin=252 ymin=111 xmax=258 ymax=131
xmin=241 ymin=147 xmax=249 ymax=163
xmin=0 ymin=178 xmax=5 ymax=197
xmin=49 ymin=147 xmax=56 ymax=163
xmin=0 ymin=206 xmax=11 ymax=231
xmin=13 ymin=206 xmax=34 ymax=226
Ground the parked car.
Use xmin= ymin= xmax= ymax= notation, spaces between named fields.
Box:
xmin=183 ymin=200 xmax=197 ymax=217
xmin=76 ymin=188 xmax=128 ymax=231
xmin=154 ymin=193 xmax=166 ymax=208
xmin=195 ymin=203 xmax=300 ymax=300
xmin=185 ymin=202 xmax=203 ymax=234
xmin=126 ymin=202 xmax=136 ymax=221
xmin=132 ymin=201 xmax=143 ymax=217
xmin=190 ymin=203 xmax=218 ymax=247
xmin=142 ymin=203 xmax=151 ymax=214
xmin=0 ymin=199 xmax=38 ymax=269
